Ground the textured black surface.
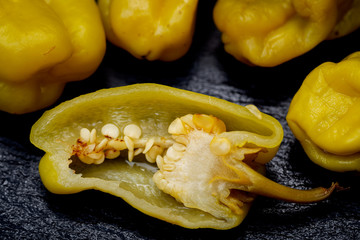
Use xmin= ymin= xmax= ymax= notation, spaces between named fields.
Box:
xmin=1 ymin=1 xmax=359 ymax=239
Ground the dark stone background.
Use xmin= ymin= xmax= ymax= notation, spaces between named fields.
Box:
xmin=1 ymin=1 xmax=359 ymax=239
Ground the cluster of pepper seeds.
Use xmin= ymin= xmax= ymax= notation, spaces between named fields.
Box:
xmin=72 ymin=122 xmax=176 ymax=165
xmin=72 ymin=114 xmax=234 ymax=167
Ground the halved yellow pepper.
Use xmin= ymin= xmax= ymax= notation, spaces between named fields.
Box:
xmin=31 ymin=84 xmax=337 ymax=229
xmin=287 ymin=52 xmax=360 ymax=172
xmin=0 ymin=0 xmax=106 ymax=114
xmin=213 ymin=0 xmax=359 ymax=67
xmin=97 ymin=0 xmax=198 ymax=61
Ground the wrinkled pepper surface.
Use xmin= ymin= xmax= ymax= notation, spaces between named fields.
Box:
xmin=213 ymin=0 xmax=360 ymax=67
xmin=328 ymin=0 xmax=360 ymax=39
xmin=97 ymin=0 xmax=198 ymax=61
xmin=0 ymin=0 xmax=106 ymax=114
xmin=31 ymin=84 xmax=337 ymax=229
xmin=287 ymin=52 xmax=360 ymax=172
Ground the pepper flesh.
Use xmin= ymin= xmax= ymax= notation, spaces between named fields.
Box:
xmin=0 ymin=0 xmax=106 ymax=114
xmin=286 ymin=52 xmax=360 ymax=172
xmin=97 ymin=0 xmax=198 ymax=61
xmin=213 ymin=0 xmax=359 ymax=67
xmin=31 ymin=84 xmax=336 ymax=229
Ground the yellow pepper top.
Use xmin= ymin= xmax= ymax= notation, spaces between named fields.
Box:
xmin=97 ymin=0 xmax=198 ymax=61
xmin=0 ymin=0 xmax=106 ymax=114
xmin=213 ymin=0 xmax=360 ymax=67
xmin=286 ymin=52 xmax=360 ymax=172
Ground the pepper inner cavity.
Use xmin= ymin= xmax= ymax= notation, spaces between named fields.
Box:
xmin=69 ymin=113 xmax=336 ymax=217
xmin=70 ymin=114 xmax=233 ymax=168
xmin=69 ymin=113 xmax=262 ymax=213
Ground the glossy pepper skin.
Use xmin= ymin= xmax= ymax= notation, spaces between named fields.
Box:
xmin=31 ymin=84 xmax=337 ymax=229
xmin=97 ymin=0 xmax=198 ymax=61
xmin=0 ymin=0 xmax=106 ymax=114
xmin=213 ymin=0 xmax=360 ymax=67
xmin=287 ymin=52 xmax=360 ymax=172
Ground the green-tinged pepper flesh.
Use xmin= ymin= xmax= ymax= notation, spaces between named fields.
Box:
xmin=31 ymin=84 xmax=337 ymax=229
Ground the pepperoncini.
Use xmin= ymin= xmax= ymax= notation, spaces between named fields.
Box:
xmin=213 ymin=0 xmax=360 ymax=67
xmin=286 ymin=52 xmax=360 ymax=172
xmin=0 ymin=0 xmax=106 ymax=114
xmin=31 ymin=84 xmax=337 ymax=229
xmin=97 ymin=0 xmax=198 ymax=61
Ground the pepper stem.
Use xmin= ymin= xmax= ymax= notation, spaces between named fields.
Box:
xmin=233 ymin=160 xmax=338 ymax=203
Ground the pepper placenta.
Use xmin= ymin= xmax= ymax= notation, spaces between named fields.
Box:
xmin=213 ymin=0 xmax=360 ymax=67
xmin=287 ymin=52 xmax=360 ymax=172
xmin=31 ymin=84 xmax=337 ymax=229
xmin=0 ymin=0 xmax=106 ymax=114
xmin=97 ymin=0 xmax=198 ymax=61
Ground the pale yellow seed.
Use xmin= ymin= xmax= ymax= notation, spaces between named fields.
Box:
xmin=145 ymin=145 xmax=163 ymax=163
xmin=79 ymin=155 xmax=94 ymax=164
xmin=145 ymin=153 xmax=156 ymax=163
xmin=80 ymin=128 xmax=91 ymax=143
xmin=163 ymin=156 xmax=176 ymax=165
xmin=212 ymin=118 xmax=226 ymax=134
xmin=93 ymin=153 xmax=105 ymax=164
xmin=128 ymin=150 xmax=134 ymax=162
xmin=108 ymin=139 xmax=127 ymax=151
xmin=193 ymin=114 xmax=215 ymax=133
xmin=105 ymin=149 xmax=121 ymax=159
xmin=156 ymin=155 xmax=164 ymax=169
xmin=101 ymin=123 xmax=120 ymax=139
xmin=124 ymin=124 xmax=142 ymax=139
xmin=95 ymin=138 xmax=108 ymax=152
xmin=124 ymin=136 xmax=134 ymax=151
xmin=88 ymin=152 xmax=104 ymax=160
xmin=210 ymin=137 xmax=231 ymax=156
xmin=143 ymin=138 xmax=155 ymax=154
xmin=89 ymin=129 xmax=97 ymax=144
xmin=84 ymin=143 xmax=96 ymax=155
xmin=134 ymin=148 xmax=144 ymax=156
xmin=245 ymin=104 xmax=262 ymax=120
xmin=125 ymin=135 xmax=135 ymax=162
xmin=163 ymin=163 xmax=175 ymax=171
xmin=149 ymin=145 xmax=164 ymax=160
xmin=172 ymin=135 xmax=189 ymax=145
xmin=172 ymin=143 xmax=186 ymax=152
xmin=180 ymin=114 xmax=196 ymax=130
xmin=166 ymin=146 xmax=183 ymax=161
xmin=168 ymin=118 xmax=187 ymax=135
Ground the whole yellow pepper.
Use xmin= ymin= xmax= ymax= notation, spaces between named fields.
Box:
xmin=97 ymin=0 xmax=198 ymax=61
xmin=0 ymin=0 xmax=106 ymax=114
xmin=213 ymin=0 xmax=359 ymax=67
xmin=286 ymin=52 xmax=360 ymax=172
